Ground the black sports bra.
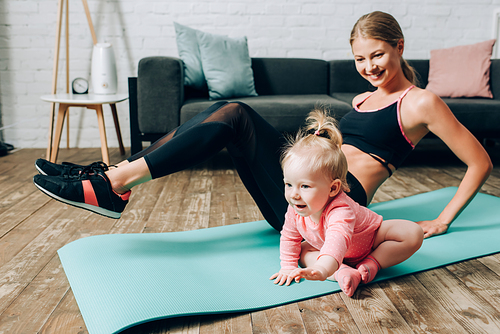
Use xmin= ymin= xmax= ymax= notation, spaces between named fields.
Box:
xmin=339 ymin=86 xmax=415 ymax=176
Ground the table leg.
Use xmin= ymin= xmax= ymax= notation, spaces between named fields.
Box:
xmin=46 ymin=102 xmax=56 ymax=160
xmin=95 ymin=104 xmax=110 ymax=165
xmin=50 ymin=103 xmax=69 ymax=163
xmin=66 ymin=112 xmax=70 ymax=148
xmin=110 ymin=103 xmax=125 ymax=156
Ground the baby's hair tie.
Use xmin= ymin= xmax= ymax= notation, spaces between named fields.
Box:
xmin=314 ymin=130 xmax=320 ymax=136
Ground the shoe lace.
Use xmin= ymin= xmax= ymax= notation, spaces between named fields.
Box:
xmin=67 ymin=161 xmax=112 ymax=179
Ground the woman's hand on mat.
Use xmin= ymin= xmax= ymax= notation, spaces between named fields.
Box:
xmin=270 ymin=269 xmax=301 ymax=286
xmin=416 ymin=219 xmax=449 ymax=238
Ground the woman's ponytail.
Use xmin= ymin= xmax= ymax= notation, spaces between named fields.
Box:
xmin=401 ymin=58 xmax=418 ymax=86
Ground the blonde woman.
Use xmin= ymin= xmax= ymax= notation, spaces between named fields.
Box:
xmin=342 ymin=11 xmax=492 ymax=238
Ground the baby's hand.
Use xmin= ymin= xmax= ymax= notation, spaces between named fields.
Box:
xmin=293 ymin=267 xmax=328 ymax=281
xmin=270 ymin=269 xmax=300 ymax=286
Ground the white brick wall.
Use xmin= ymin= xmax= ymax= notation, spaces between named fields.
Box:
xmin=1 ymin=0 xmax=499 ymax=149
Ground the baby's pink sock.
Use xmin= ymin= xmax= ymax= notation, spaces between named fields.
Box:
xmin=356 ymin=255 xmax=381 ymax=284
xmin=334 ymin=264 xmax=361 ymax=297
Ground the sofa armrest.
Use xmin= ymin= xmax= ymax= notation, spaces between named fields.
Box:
xmin=128 ymin=77 xmax=142 ymax=154
xmin=137 ymin=56 xmax=184 ymax=134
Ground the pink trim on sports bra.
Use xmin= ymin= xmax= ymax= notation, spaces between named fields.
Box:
xmin=396 ymin=85 xmax=416 ymax=148
xmin=354 ymin=86 xmax=416 ymax=148
xmin=354 ymin=91 xmax=386 ymax=112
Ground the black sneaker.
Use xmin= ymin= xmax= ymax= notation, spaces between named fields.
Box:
xmin=33 ymin=166 xmax=130 ymax=219
xmin=35 ymin=159 xmax=109 ymax=177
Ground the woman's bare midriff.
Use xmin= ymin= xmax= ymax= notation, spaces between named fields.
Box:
xmin=341 ymin=144 xmax=394 ymax=204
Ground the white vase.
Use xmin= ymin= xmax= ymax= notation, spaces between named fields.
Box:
xmin=91 ymin=43 xmax=117 ymax=94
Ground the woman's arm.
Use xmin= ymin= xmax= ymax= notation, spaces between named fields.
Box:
xmin=411 ymin=92 xmax=493 ymax=238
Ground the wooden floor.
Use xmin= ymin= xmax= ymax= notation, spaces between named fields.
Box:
xmin=1 ymin=142 xmax=500 ymax=334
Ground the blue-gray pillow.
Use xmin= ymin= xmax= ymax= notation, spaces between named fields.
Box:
xmin=173 ymin=22 xmax=206 ymax=89
xmin=196 ymin=30 xmax=258 ymax=100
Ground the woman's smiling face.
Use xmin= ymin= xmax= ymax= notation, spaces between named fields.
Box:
xmin=351 ymin=37 xmax=404 ymax=88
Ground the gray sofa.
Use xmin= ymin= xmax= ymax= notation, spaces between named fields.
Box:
xmin=128 ymin=57 xmax=500 ymax=154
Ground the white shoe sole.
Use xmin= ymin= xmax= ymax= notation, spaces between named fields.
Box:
xmin=33 ymin=179 xmax=121 ymax=219
xmin=35 ymin=163 xmax=47 ymax=176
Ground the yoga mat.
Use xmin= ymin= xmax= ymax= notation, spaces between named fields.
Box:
xmin=58 ymin=187 xmax=500 ymax=334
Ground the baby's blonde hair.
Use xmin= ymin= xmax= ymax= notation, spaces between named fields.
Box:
xmin=281 ymin=108 xmax=350 ymax=192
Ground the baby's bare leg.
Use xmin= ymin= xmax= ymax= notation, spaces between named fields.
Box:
xmin=370 ymin=219 xmax=423 ymax=268
xmin=298 ymin=241 xmax=320 ymax=268
xmin=299 ymin=242 xmax=339 ymax=281
xmin=299 ymin=242 xmax=329 ymax=280
xmin=359 ymin=219 xmax=423 ymax=283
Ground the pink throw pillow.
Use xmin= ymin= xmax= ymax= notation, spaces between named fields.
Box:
xmin=426 ymin=39 xmax=496 ymax=98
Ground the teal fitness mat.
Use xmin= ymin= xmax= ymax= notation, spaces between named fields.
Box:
xmin=58 ymin=187 xmax=500 ymax=334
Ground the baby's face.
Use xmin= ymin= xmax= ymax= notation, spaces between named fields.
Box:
xmin=283 ymin=161 xmax=334 ymax=224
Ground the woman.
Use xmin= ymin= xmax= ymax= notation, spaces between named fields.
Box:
xmin=343 ymin=11 xmax=491 ymax=238
xmin=33 ymin=11 xmax=492 ymax=239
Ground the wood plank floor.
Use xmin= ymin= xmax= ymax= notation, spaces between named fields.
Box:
xmin=1 ymin=142 xmax=500 ymax=334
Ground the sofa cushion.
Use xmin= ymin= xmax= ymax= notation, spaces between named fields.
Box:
xmin=173 ymin=22 xmax=206 ymax=90
xmin=252 ymin=58 xmax=329 ymax=95
xmin=329 ymin=60 xmax=375 ymax=94
xmin=196 ymin=31 xmax=258 ymax=100
xmin=426 ymin=40 xmax=495 ymax=98
xmin=181 ymin=95 xmax=351 ymax=133
xmin=441 ymin=98 xmax=500 ymax=137
xmin=329 ymin=92 xmax=357 ymax=106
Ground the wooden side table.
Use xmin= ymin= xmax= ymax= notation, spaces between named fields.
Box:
xmin=41 ymin=93 xmax=128 ymax=165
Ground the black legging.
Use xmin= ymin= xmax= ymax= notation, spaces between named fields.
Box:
xmin=128 ymin=101 xmax=367 ymax=231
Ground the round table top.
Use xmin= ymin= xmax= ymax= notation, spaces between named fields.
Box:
xmin=40 ymin=93 xmax=128 ymax=104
